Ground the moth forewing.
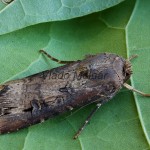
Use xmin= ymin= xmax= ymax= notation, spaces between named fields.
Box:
xmin=0 ymin=51 xmax=149 ymax=138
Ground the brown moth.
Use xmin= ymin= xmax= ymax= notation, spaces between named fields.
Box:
xmin=0 ymin=50 xmax=150 ymax=139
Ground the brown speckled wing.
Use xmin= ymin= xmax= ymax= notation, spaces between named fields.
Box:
xmin=0 ymin=53 xmax=129 ymax=134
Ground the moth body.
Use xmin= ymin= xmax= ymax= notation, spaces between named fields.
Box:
xmin=0 ymin=53 xmax=132 ymax=134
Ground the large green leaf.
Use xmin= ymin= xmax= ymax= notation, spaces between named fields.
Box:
xmin=126 ymin=0 xmax=150 ymax=145
xmin=0 ymin=0 xmax=150 ymax=149
xmin=0 ymin=0 xmax=124 ymax=35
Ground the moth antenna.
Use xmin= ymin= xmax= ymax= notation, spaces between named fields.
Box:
xmin=128 ymin=54 xmax=138 ymax=61
xmin=73 ymin=103 xmax=102 ymax=139
xmin=123 ymin=83 xmax=150 ymax=97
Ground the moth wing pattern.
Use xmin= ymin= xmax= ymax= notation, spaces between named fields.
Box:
xmin=0 ymin=53 xmax=127 ymax=134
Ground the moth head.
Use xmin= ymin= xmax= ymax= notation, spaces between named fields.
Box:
xmin=123 ymin=60 xmax=132 ymax=82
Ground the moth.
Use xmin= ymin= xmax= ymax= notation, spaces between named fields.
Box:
xmin=0 ymin=50 xmax=150 ymax=139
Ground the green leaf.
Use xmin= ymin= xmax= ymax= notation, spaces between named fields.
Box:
xmin=0 ymin=0 xmax=150 ymax=149
xmin=0 ymin=2 xmax=5 ymax=10
xmin=0 ymin=23 xmax=50 ymax=82
xmin=126 ymin=0 xmax=150 ymax=145
xmin=0 ymin=0 xmax=124 ymax=35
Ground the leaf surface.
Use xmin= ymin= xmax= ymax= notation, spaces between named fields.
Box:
xmin=126 ymin=0 xmax=150 ymax=145
xmin=0 ymin=0 xmax=150 ymax=149
xmin=0 ymin=0 xmax=124 ymax=35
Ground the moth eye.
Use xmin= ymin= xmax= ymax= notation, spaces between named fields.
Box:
xmin=123 ymin=65 xmax=130 ymax=79
xmin=123 ymin=61 xmax=132 ymax=82
xmin=123 ymin=66 xmax=126 ymax=76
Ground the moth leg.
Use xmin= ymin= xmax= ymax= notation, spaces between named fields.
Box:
xmin=39 ymin=50 xmax=75 ymax=64
xmin=123 ymin=83 xmax=150 ymax=97
xmin=73 ymin=103 xmax=102 ymax=139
